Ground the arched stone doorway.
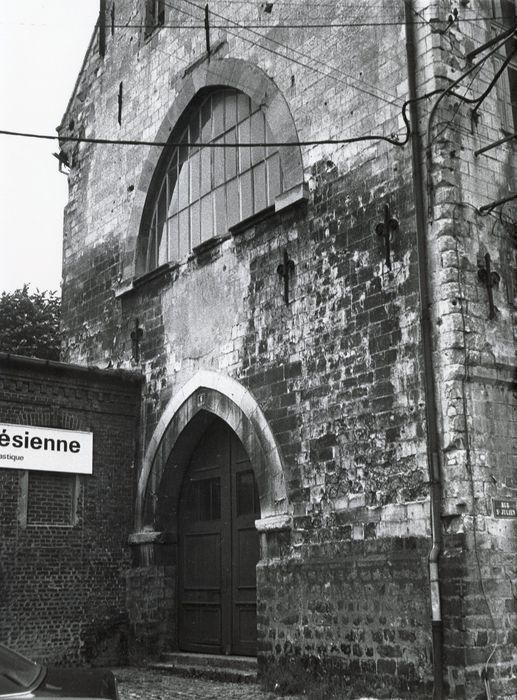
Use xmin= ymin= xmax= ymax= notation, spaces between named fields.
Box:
xmin=178 ymin=415 xmax=260 ymax=655
xmin=129 ymin=371 xmax=291 ymax=656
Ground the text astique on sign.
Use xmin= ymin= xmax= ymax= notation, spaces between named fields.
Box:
xmin=0 ymin=423 xmax=93 ymax=474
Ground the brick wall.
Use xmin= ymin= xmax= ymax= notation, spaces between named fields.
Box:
xmin=0 ymin=354 xmax=141 ymax=665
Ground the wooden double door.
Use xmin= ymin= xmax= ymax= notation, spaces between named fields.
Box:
xmin=178 ymin=417 xmax=260 ymax=656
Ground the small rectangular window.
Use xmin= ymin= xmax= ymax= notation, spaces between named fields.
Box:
xmin=240 ymin=170 xmax=253 ymax=220
xmin=214 ymin=185 xmax=227 ymax=237
xmin=146 ymin=212 xmax=158 ymax=270
xmin=157 ymin=182 xmax=168 ymax=264
xmin=187 ymin=478 xmax=221 ymax=521
xmin=212 ymin=93 xmax=225 ymax=138
xmin=167 ymin=155 xmax=178 ymax=215
xmin=178 ymin=164 xmax=189 ymax=211
xmin=200 ymin=147 xmax=211 ymax=196
xmin=252 ymin=162 xmax=267 ymax=212
xmin=239 ymin=119 xmax=251 ymax=172
xmin=179 ymin=209 xmax=190 ymax=258
xmin=168 ymin=214 xmax=179 ymax=261
xmin=237 ymin=93 xmax=250 ymax=123
xmin=226 ymin=178 xmax=239 ymax=229
xmin=266 ymin=152 xmax=282 ymax=204
xmin=266 ymin=121 xmax=277 ymax=157
xmin=492 ymin=1 xmax=517 ymax=133
xmin=225 ymin=129 xmax=238 ymax=180
xmin=508 ymin=66 xmax=517 ymax=127
xmin=251 ymin=111 xmax=266 ymax=165
xmin=158 ymin=221 xmax=168 ymax=265
xmin=213 ymin=139 xmax=225 ymax=188
xmin=22 ymin=471 xmax=80 ymax=527
xmin=201 ymin=100 xmax=212 ymax=142
xmin=190 ymin=200 xmax=201 ymax=249
xmin=144 ymin=0 xmax=165 ymax=38
xmin=189 ymin=116 xmax=200 ymax=146
xmin=190 ymin=150 xmax=200 ymax=201
xmin=225 ymin=92 xmax=238 ymax=130
xmin=200 ymin=194 xmax=214 ymax=241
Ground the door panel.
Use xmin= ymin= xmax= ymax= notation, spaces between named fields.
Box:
xmin=232 ymin=462 xmax=260 ymax=655
xmin=182 ymin=605 xmax=221 ymax=647
xmin=234 ymin=604 xmax=257 ymax=649
xmin=182 ymin=533 xmax=221 ymax=588
xmin=178 ymin=418 xmax=260 ymax=655
xmin=236 ymin=528 xmax=259 ymax=588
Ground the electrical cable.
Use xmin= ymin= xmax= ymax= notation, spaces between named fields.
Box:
xmin=425 ymin=27 xmax=517 ymax=214
xmin=4 ymin=6 xmax=505 ymax=165
xmin=2 ymin=15 xmax=513 ymax=27
xmin=114 ymin=21 xmax=423 ymax=28
xmin=165 ymin=0 xmax=405 ymax=107
xmin=427 ymin=23 xmax=517 ymax=142
xmin=0 ymin=126 xmax=409 ymax=149
xmin=429 ymin=61 xmax=484 ymax=147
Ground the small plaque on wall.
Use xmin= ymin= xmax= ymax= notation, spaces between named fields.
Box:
xmin=493 ymin=499 xmax=517 ymax=518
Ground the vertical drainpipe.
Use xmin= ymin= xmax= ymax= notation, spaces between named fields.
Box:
xmin=404 ymin=2 xmax=444 ymax=698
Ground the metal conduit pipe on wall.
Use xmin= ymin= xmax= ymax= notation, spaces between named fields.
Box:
xmin=404 ymin=3 xmax=444 ymax=698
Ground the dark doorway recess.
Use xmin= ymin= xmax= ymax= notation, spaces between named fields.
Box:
xmin=178 ymin=417 xmax=260 ymax=656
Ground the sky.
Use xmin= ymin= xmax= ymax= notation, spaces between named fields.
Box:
xmin=0 ymin=2 xmax=100 ymax=294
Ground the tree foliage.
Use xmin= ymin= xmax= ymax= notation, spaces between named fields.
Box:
xmin=0 ymin=285 xmax=61 ymax=361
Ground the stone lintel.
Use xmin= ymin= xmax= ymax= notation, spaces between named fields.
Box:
xmin=255 ymin=514 xmax=292 ymax=532
xmin=128 ymin=530 xmax=176 ymax=545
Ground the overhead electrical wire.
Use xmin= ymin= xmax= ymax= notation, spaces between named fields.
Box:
xmin=1 ymin=3 xmax=510 ymax=159
xmin=1 ymin=14 xmax=511 ymax=28
xmin=0 ymin=126 xmax=409 ymax=149
xmin=423 ymin=26 xmax=517 ymax=214
xmin=164 ymin=0 xmax=405 ymax=107
xmin=101 ymin=14 xmax=517 ymax=28
xmin=106 ymin=21 xmax=428 ymax=28
xmin=5 ymin=19 xmax=503 ymax=152
xmin=427 ymin=24 xmax=517 ymax=150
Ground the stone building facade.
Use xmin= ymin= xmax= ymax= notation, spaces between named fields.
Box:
xmin=56 ymin=0 xmax=517 ymax=697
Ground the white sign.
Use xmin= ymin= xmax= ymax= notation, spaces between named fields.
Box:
xmin=0 ymin=422 xmax=93 ymax=474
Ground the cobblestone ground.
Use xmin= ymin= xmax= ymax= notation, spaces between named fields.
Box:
xmin=113 ymin=667 xmax=303 ymax=700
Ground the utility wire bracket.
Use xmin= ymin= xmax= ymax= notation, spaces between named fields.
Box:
xmin=438 ymin=8 xmax=458 ymax=35
xmin=467 ymin=24 xmax=517 ymax=62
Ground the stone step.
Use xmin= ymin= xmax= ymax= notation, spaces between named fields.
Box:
xmin=149 ymin=652 xmax=258 ymax=684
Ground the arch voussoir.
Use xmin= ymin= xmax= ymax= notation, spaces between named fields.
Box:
xmin=135 ymin=371 xmax=290 ymax=532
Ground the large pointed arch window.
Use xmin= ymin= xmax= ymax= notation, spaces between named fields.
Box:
xmin=143 ymin=89 xmax=283 ymax=272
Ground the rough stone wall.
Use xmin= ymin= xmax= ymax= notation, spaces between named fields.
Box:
xmin=54 ymin=0 xmax=517 ymax=695
xmin=0 ymin=356 xmax=141 ymax=665
xmin=420 ymin=1 xmax=517 ymax=697
xmin=257 ymin=535 xmax=433 ymax=695
xmin=56 ymin=0 xmax=437 ymax=693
